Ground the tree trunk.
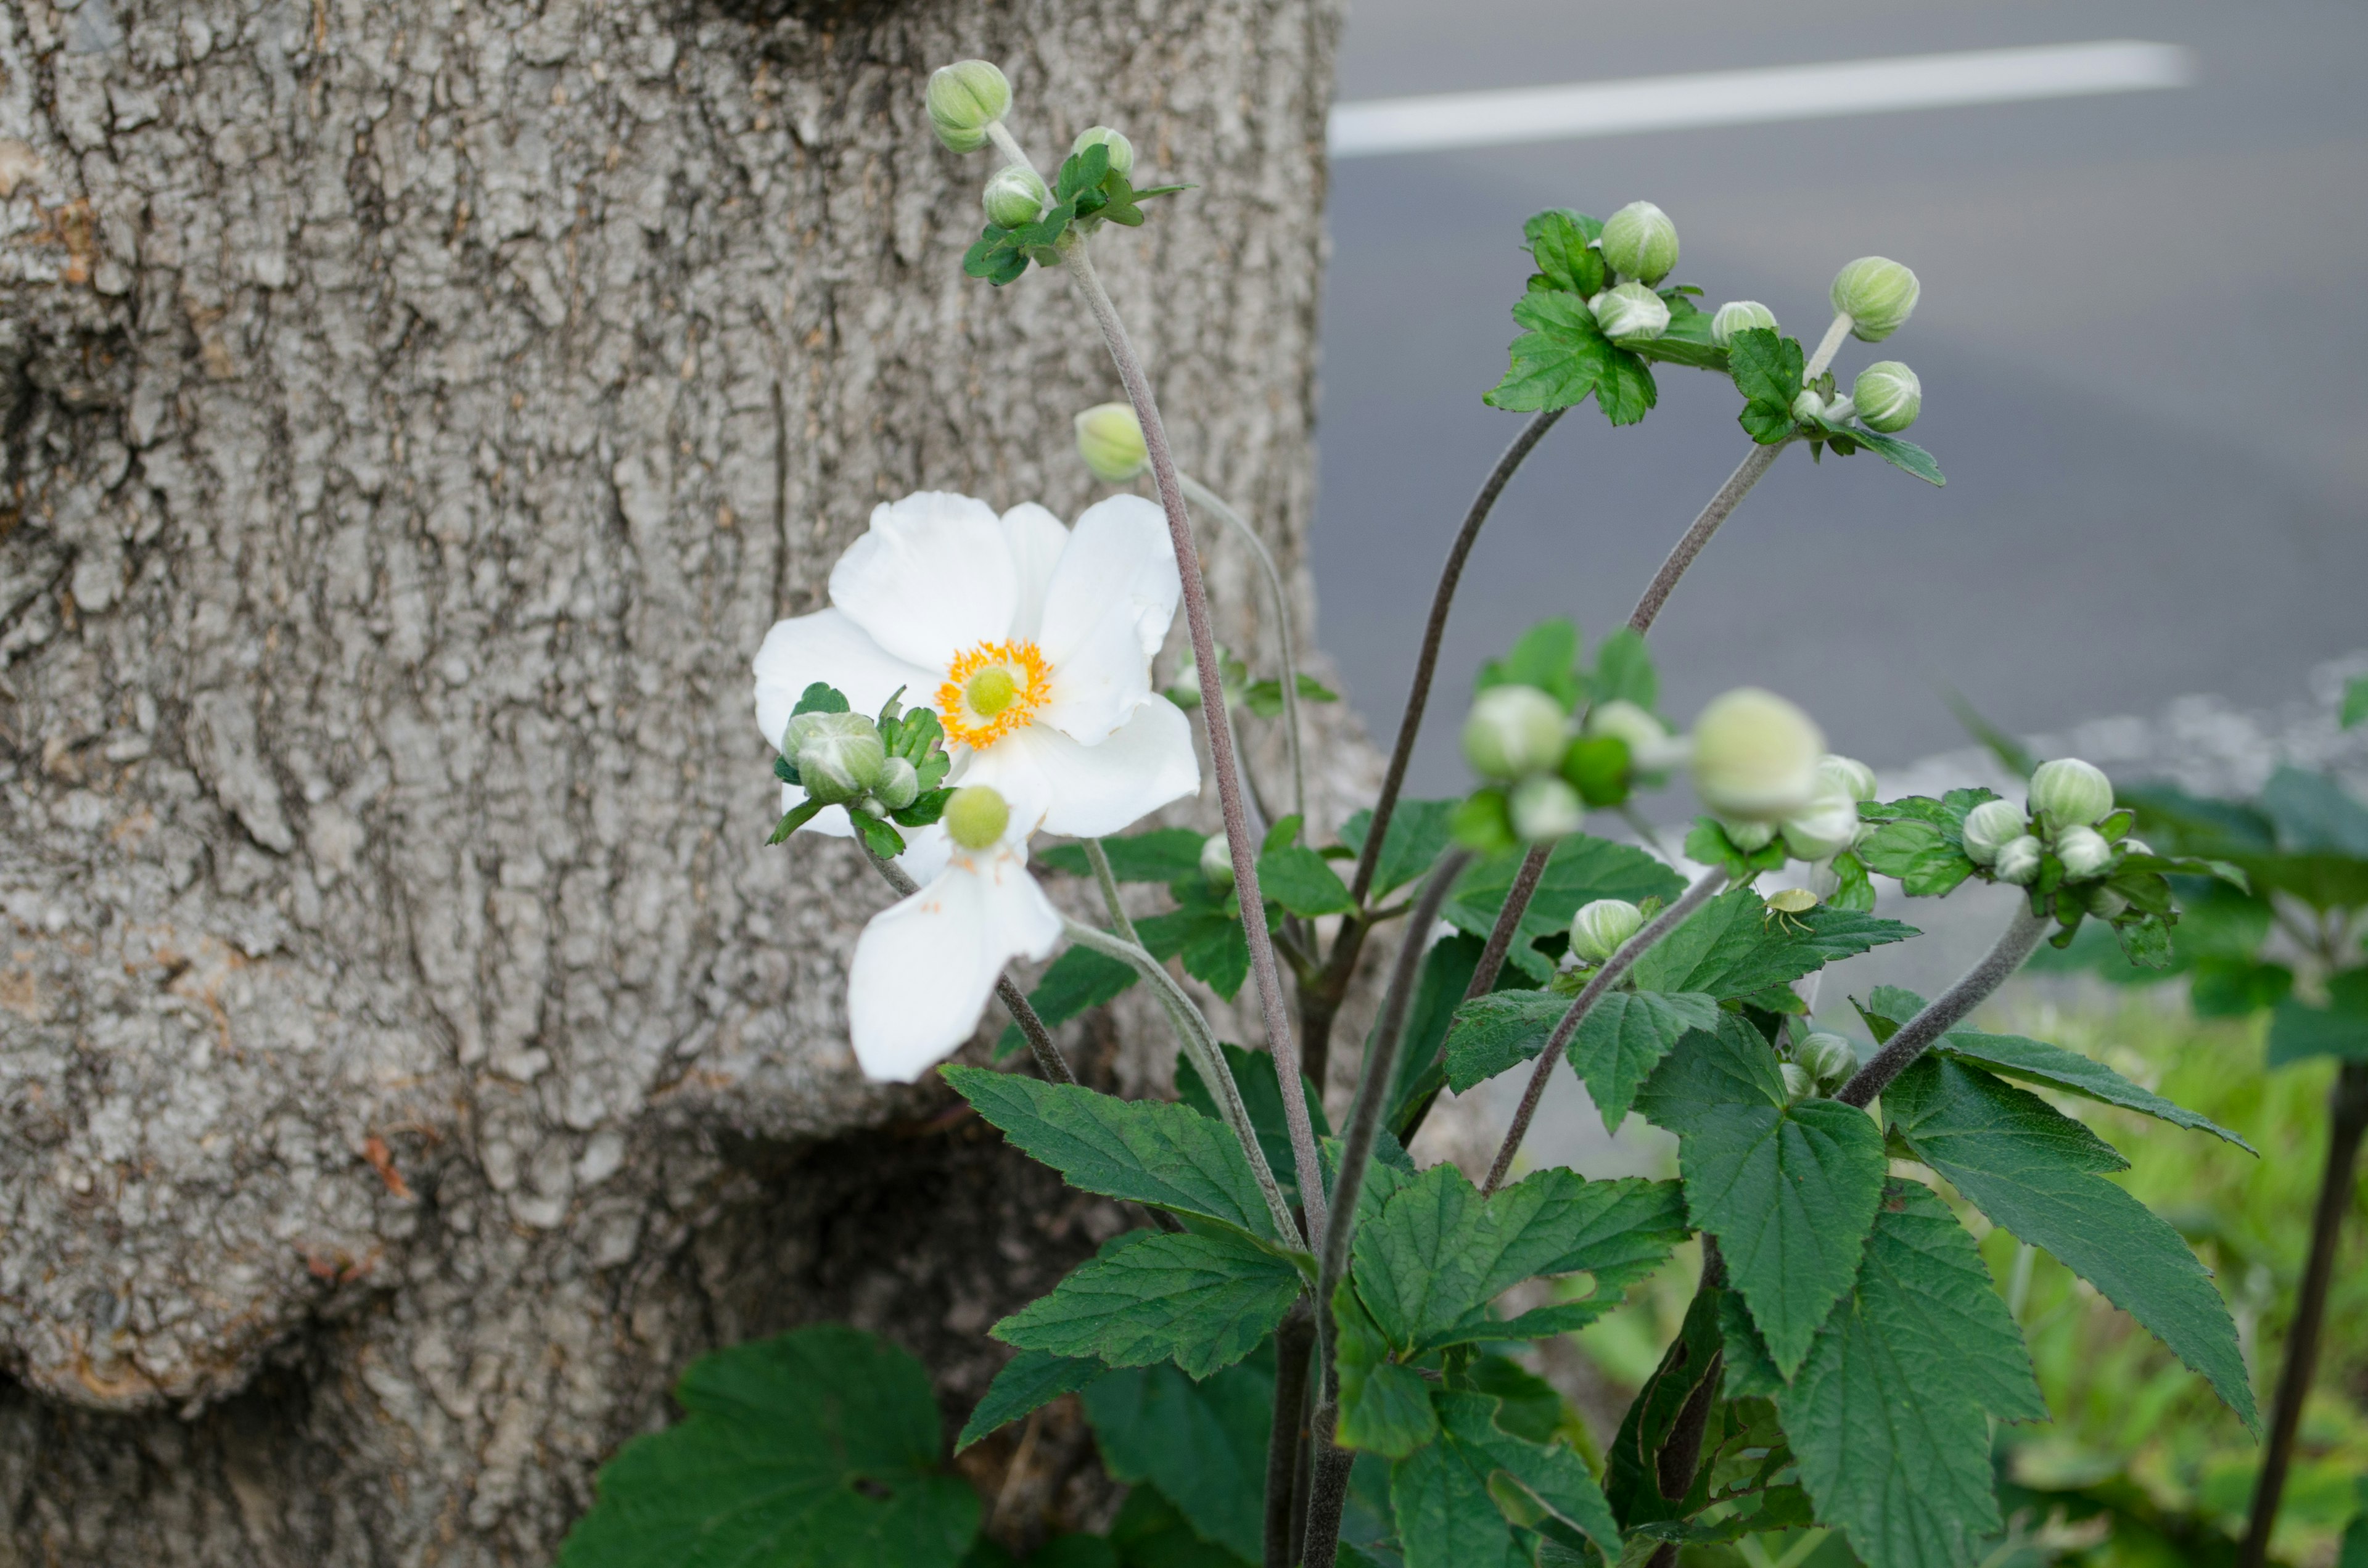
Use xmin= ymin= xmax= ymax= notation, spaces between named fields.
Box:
xmin=0 ymin=0 xmax=1342 ymax=1558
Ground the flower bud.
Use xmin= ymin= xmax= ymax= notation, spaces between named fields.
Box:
xmin=874 ymin=755 xmax=921 ymax=811
xmin=983 ymin=163 xmax=1050 ymax=229
xmin=1586 ymin=699 xmax=1680 ymax=771
xmin=1710 ymin=300 xmax=1777 ymax=348
xmin=1829 ymin=256 xmax=1920 ymax=342
xmin=1200 ymin=832 xmax=1235 ymax=891
xmin=1994 ymin=834 xmax=2043 ymax=885
xmin=1569 ymin=898 xmax=1644 ymax=963
xmin=944 ymin=784 xmax=1011 ymax=851
xmin=1780 ymin=1062 xmax=1816 ymax=1104
xmin=1721 ymin=818 xmax=1779 ymax=853
xmin=786 ymin=712 xmax=887 ymax=805
xmin=1790 ymin=388 xmax=1827 ymax=424
xmin=1464 ymin=684 xmax=1568 ymax=781
xmin=1691 ymin=687 xmax=1827 ymax=822
xmin=1960 ymin=798 xmax=2028 ymax=867
xmin=1798 ymin=1031 xmax=1857 ymax=1086
xmin=1817 ymin=754 xmax=1879 ymax=804
xmin=1782 ymin=789 xmax=1862 ymax=863
xmin=1852 ymin=361 xmax=1921 ymax=432
xmin=1071 ymin=126 xmax=1134 ymax=180
xmin=2029 ymin=758 xmax=2113 ymax=831
xmin=1075 ymin=402 xmax=1148 ymax=483
xmin=1510 ymin=775 xmax=1585 ymax=842
xmin=2057 ymin=824 xmax=2112 ymax=880
xmin=2087 ymin=887 xmax=2129 ymax=919
xmin=1590 ymin=281 xmax=1670 ymax=342
xmin=927 ymin=60 xmax=1012 ymax=154
xmin=1598 ymin=200 xmax=1679 ymax=284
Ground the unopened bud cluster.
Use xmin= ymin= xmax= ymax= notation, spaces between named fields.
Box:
xmin=784 ymin=711 xmax=888 ymax=806
xmin=1959 ymin=758 xmax=2125 ymax=889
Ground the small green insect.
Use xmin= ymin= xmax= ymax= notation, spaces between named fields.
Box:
xmin=1762 ymin=887 xmax=1820 ymax=935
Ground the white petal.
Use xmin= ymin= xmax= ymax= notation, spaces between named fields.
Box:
xmin=951 ymin=741 xmax=1056 ymax=844
xmin=1032 ymin=495 xmax=1181 ymax=741
xmin=752 ymin=609 xmax=938 ymax=754
xmin=846 ymin=850 xmax=1061 ymax=1083
xmin=976 ymin=699 xmax=1199 ymax=840
xmin=829 ymin=492 xmax=1019 ymax=672
xmin=1001 ymin=503 xmax=1071 ymax=644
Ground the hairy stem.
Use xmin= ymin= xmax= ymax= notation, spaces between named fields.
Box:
xmin=862 ymin=845 xmax=1074 ymax=1085
xmin=1349 ymin=408 xmax=1566 ymax=907
xmin=1626 ymin=440 xmax=1786 ymax=636
xmin=1482 ymin=868 xmax=1727 ymax=1196
xmin=1804 ymin=311 xmax=1854 ymax=379
xmin=2240 ymin=1060 xmax=2368 ymax=1568
xmin=1083 ymin=839 xmax=1140 ymax=946
xmin=1064 ymin=240 xmax=1330 ymax=1247
xmin=1180 ymin=472 xmax=1307 ymax=822
xmin=1299 ymin=1435 xmax=1355 ymax=1568
xmin=984 ymin=120 xmax=1037 ymax=177
xmin=1264 ymin=1306 xmax=1315 ymax=1568
xmin=1465 ymin=842 xmax=1550 ymax=1003
xmin=1836 ymin=902 xmax=2054 ymax=1107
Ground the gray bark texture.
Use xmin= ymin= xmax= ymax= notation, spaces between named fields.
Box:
xmin=0 ymin=0 xmax=1346 ymax=1558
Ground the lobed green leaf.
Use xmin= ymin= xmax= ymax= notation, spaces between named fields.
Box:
xmin=993 ymin=1231 xmax=1303 ymax=1380
xmin=958 ymin=1349 xmax=1103 ymax=1450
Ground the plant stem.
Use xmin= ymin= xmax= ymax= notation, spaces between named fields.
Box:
xmin=1465 ymin=842 xmax=1550 ymax=1003
xmin=1835 ymin=903 xmax=2054 ymax=1108
xmin=1626 ymin=441 xmax=1786 ymax=636
xmin=1299 ymin=1434 xmax=1355 ymax=1568
xmin=1804 ymin=311 xmax=1854 ymax=379
xmin=1180 ymin=472 xmax=1307 ymax=823
xmin=1264 ymin=1305 xmax=1315 ymax=1568
xmin=985 ymin=121 xmax=1038 ymax=176
xmin=861 ymin=845 xmax=1075 ymax=1085
xmin=1083 ymin=839 xmax=1140 ymax=946
xmin=1482 ymin=868 xmax=1727 ymax=1196
xmin=1347 ymin=408 xmax=1566 ymax=908
xmin=2240 ymin=1059 xmax=2368 ymax=1568
xmin=1063 ymin=241 xmax=1331 ymax=1250
xmin=1061 ymin=917 xmax=1305 ymax=1247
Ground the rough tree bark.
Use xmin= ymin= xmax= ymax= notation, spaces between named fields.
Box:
xmin=0 ymin=0 xmax=1343 ymax=1559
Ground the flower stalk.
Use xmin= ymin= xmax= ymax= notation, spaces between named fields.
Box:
xmin=1834 ymin=901 xmax=2054 ymax=1107
xmin=1178 ymin=472 xmax=1307 ymax=821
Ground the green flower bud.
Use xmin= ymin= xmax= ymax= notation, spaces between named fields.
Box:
xmin=1598 ymin=200 xmax=1679 ymax=284
xmin=1780 ymin=1062 xmax=1816 ymax=1104
xmin=1200 ymin=832 xmax=1235 ymax=891
xmin=1586 ymin=699 xmax=1679 ymax=771
xmin=944 ymin=784 xmax=1011 ymax=851
xmin=1994 ymin=834 xmax=2043 ymax=885
xmin=1710 ymin=300 xmax=1777 ymax=348
xmin=1829 ymin=256 xmax=1920 ymax=342
xmin=788 ymin=712 xmax=888 ymax=805
xmin=1569 ymin=898 xmax=1644 ymax=964
xmin=1075 ymin=401 xmax=1148 ymax=484
xmin=874 ymin=755 xmax=921 ymax=811
xmin=1690 ymin=687 xmax=1827 ymax=822
xmin=1510 ymin=775 xmax=1585 ymax=842
xmin=1798 ymin=1030 xmax=1857 ymax=1086
xmin=1464 ymin=685 xmax=1568 ymax=781
xmin=1590 ymin=281 xmax=1670 ymax=342
xmin=2087 ymin=886 xmax=2129 ymax=919
xmin=927 ymin=60 xmax=1012 ymax=154
xmin=1853 ymin=361 xmax=1921 ymax=432
xmin=1721 ymin=818 xmax=1779 ymax=853
xmin=1782 ymin=789 xmax=1861 ymax=863
xmin=1071 ymin=125 xmax=1135 ymax=179
xmin=1817 ymin=754 xmax=1879 ymax=804
xmin=2029 ymin=758 xmax=2113 ymax=831
xmin=1960 ymin=798 xmax=2028 ymax=867
xmin=1790 ymin=388 xmax=1827 ymax=423
xmin=984 ymin=163 xmax=1050 ymax=228
xmin=2057 ymin=824 xmax=2112 ymax=880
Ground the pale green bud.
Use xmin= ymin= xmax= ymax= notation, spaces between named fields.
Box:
xmin=1817 ymin=754 xmax=1879 ymax=803
xmin=874 ymin=755 xmax=921 ymax=811
xmin=943 ymin=784 xmax=1011 ymax=850
xmin=2057 ymin=824 xmax=2112 ymax=880
xmin=1710 ymin=300 xmax=1777 ymax=348
xmin=1200 ymin=832 xmax=1235 ymax=891
xmin=1782 ymin=789 xmax=1862 ymax=863
xmin=1722 ymin=818 xmax=1779 ymax=852
xmin=1853 ymin=361 xmax=1921 ymax=432
xmin=984 ymin=163 xmax=1050 ymax=228
xmin=1691 ymin=687 xmax=1827 ymax=822
xmin=1591 ymin=281 xmax=1670 ymax=342
xmin=1464 ymin=685 xmax=1568 ymax=781
xmin=1075 ymin=402 xmax=1148 ymax=483
xmin=1598 ymin=200 xmax=1679 ymax=284
xmin=1994 ymin=834 xmax=2043 ymax=885
xmin=2088 ymin=887 xmax=2129 ymax=919
xmin=1510 ymin=775 xmax=1585 ymax=842
xmin=1960 ymin=798 xmax=2028 ymax=867
xmin=927 ymin=60 xmax=1012 ymax=154
xmin=1790 ymin=388 xmax=1827 ymax=424
xmin=1798 ymin=1031 xmax=1857 ymax=1086
xmin=1780 ymin=1062 xmax=1816 ymax=1104
xmin=1586 ymin=699 xmax=1681 ymax=771
xmin=1569 ymin=898 xmax=1644 ymax=963
xmin=1071 ymin=126 xmax=1135 ymax=179
xmin=2029 ymin=758 xmax=2113 ymax=831
xmin=1830 ymin=256 xmax=1920 ymax=342
xmin=787 ymin=712 xmax=887 ymax=805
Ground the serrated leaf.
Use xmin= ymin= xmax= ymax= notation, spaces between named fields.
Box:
xmin=1335 ymin=1284 xmax=1439 ymax=1458
xmin=768 ymin=796 xmax=826 ymax=845
xmin=1259 ymin=842 xmax=1357 ymax=916
xmin=1857 ymin=819 xmax=1977 ymax=896
xmin=1084 ymin=1353 xmax=1272 ymax=1562
xmin=1339 ymin=797 xmax=1459 ymax=901
xmin=1385 ymin=934 xmax=1502 ymax=1138
xmin=1436 ymin=1392 xmax=1622 ymax=1555
xmin=1444 ymin=835 xmax=1686 ymax=982
xmin=1523 ymin=208 xmax=1605 ymax=296
xmin=1485 ymin=292 xmax=1616 ymax=414
xmin=1606 ymin=1286 xmax=1727 ymax=1527
xmin=1244 ymin=672 xmax=1340 ymax=718
xmin=958 ymin=1349 xmax=1103 ymax=1450
xmin=1685 ymin=816 xmax=1788 ymax=879
xmin=1937 ymin=1027 xmax=2253 ymax=1149
xmin=1176 ymin=1042 xmax=1331 ymax=1208
xmin=1440 ymin=988 xmax=1719 ymax=1131
xmin=995 ymin=945 xmax=1138 ymax=1061
xmin=1138 ymin=882 xmax=1256 ymax=1001
xmin=1478 ymin=618 xmax=1583 ymax=707
xmin=1724 ymin=328 xmax=1804 ymax=407
xmin=852 ymin=812 xmax=907 ymax=860
xmin=1588 ymin=627 xmax=1657 ymax=711
xmin=1737 ymin=398 xmax=1795 ymax=444
xmin=1390 ymin=1422 xmax=1527 ymax=1568
xmin=791 ymin=681 xmax=850 ymax=717
xmin=1036 ymin=829 xmax=1209 ymax=882
xmin=1627 ymin=887 xmax=1918 ymax=1000
xmin=994 ymin=1230 xmax=1302 ymax=1379
xmin=1887 ymin=1056 xmax=2259 ymax=1431
xmin=557 ymin=1325 xmax=978 ymax=1568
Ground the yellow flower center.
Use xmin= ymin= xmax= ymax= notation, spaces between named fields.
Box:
xmin=939 ymin=639 xmax=1051 ymax=749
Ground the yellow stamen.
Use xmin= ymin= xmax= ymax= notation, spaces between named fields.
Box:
xmin=939 ymin=639 xmax=1051 ymax=749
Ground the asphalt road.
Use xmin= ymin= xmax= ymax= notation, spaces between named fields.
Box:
xmin=1309 ymin=0 xmax=2368 ymax=800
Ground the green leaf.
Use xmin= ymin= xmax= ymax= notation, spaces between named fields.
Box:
xmin=1441 ymin=989 xmax=1720 ymax=1131
xmin=1737 ymin=398 xmax=1795 ymax=444
xmin=944 ymin=1068 xmax=1288 ymax=1244
xmin=1106 ymin=1485 xmax=1256 ymax=1568
xmin=1886 ymin=1056 xmax=2259 ymax=1430
xmin=995 ymin=946 xmax=1139 ymax=1061
xmin=1465 ymin=1352 xmax=1587 ymax=1450
xmin=1436 ymin=1390 xmax=1622 ymax=1555
xmin=1592 ymin=350 xmax=1658 ymax=426
xmin=1587 ymin=627 xmax=1657 ymax=711
xmin=1849 ymin=427 xmax=1944 ymax=485
xmin=1477 ymin=618 xmax=1583 ymax=708
xmin=557 ymin=1324 xmax=978 ymax=1568
xmin=1243 ymin=672 xmax=1339 ymax=718
xmin=1259 ymin=842 xmax=1357 ymax=917
xmin=852 ymin=811 xmax=907 ymax=860
xmin=767 ymin=795 xmax=827 ymax=845
xmin=1384 ymin=934 xmax=1501 ymax=1138
xmin=1175 ymin=1041 xmax=1331 ymax=1207
xmin=2344 ymin=675 xmax=2368 ymax=730
xmin=1485 ymin=291 xmax=1614 ymax=414
xmin=2267 ymin=980 xmax=2368 ymax=1065
xmin=1522 ymin=208 xmax=1605 ymax=297
xmin=791 ymin=681 xmax=850 ymax=717
xmin=1138 ymin=879 xmax=1255 ymax=1001
xmin=2260 ymin=765 xmax=2368 ymax=856
xmin=1634 ymin=1018 xmax=1888 ymax=1376
xmin=1444 ymin=836 xmax=1687 ymax=982
xmin=1036 ymin=829 xmax=1209 ymax=882
xmin=1334 ymin=1284 xmax=1439 ymax=1458
xmin=994 ymin=1230 xmax=1303 ymax=1379
xmin=1627 ymin=887 xmax=1918 ymax=1000
xmin=1857 ymin=820 xmax=1976 ymax=896
xmin=1829 ymin=848 xmax=1876 ymax=913
xmin=1084 ymin=1353 xmax=1272 ymax=1562
xmin=1339 ymin=797 xmax=1460 ymax=901
xmin=1724 ymin=328 xmax=1803 ymax=407
xmin=958 ymin=1349 xmax=1103 ymax=1450
xmin=1392 ymin=1392 xmax=1622 ymax=1568
xmin=1606 ymin=1286 xmax=1728 ymax=1527
xmin=1936 ymin=1027 xmax=2254 ymax=1149
xmin=1685 ymin=816 xmax=1788 ymax=880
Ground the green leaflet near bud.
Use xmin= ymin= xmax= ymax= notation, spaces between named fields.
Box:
xmin=1690 ymin=686 xmax=1826 ymax=822
xmin=2029 ymin=757 xmax=2113 ymax=831
xmin=983 ymin=163 xmax=1051 ymax=228
xmin=1198 ymin=832 xmax=1235 ymax=891
xmin=944 ymin=784 xmax=1011 ymax=850
xmin=1590 ymin=281 xmax=1669 ymax=342
xmin=2056 ymin=824 xmax=2113 ymax=881
xmin=1598 ymin=200 xmax=1679 ymax=284
xmin=1721 ymin=818 xmax=1780 ymax=853
xmin=1960 ymin=798 xmax=2028 ymax=866
xmin=1074 ymin=402 xmax=1149 ymax=483
xmin=1709 ymin=300 xmax=1778 ymax=348
xmin=927 ymin=60 xmax=1013 ymax=154
xmin=1569 ymin=898 xmax=1643 ymax=963
xmin=1071 ymin=126 xmax=1135 ymax=181
xmin=1509 ymin=775 xmax=1585 ymax=841
xmin=1463 ymin=684 xmax=1568 ymax=781
xmin=1994 ymin=834 xmax=2044 ymax=885
xmin=789 ymin=712 xmax=888 ymax=805
xmin=1854 ymin=361 xmax=1922 ymax=432
xmin=1829 ymin=255 xmax=1920 ymax=342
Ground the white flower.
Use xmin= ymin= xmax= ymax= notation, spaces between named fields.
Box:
xmin=752 ymin=490 xmax=1201 ymax=879
xmin=847 ymin=787 xmax=1062 ymax=1081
